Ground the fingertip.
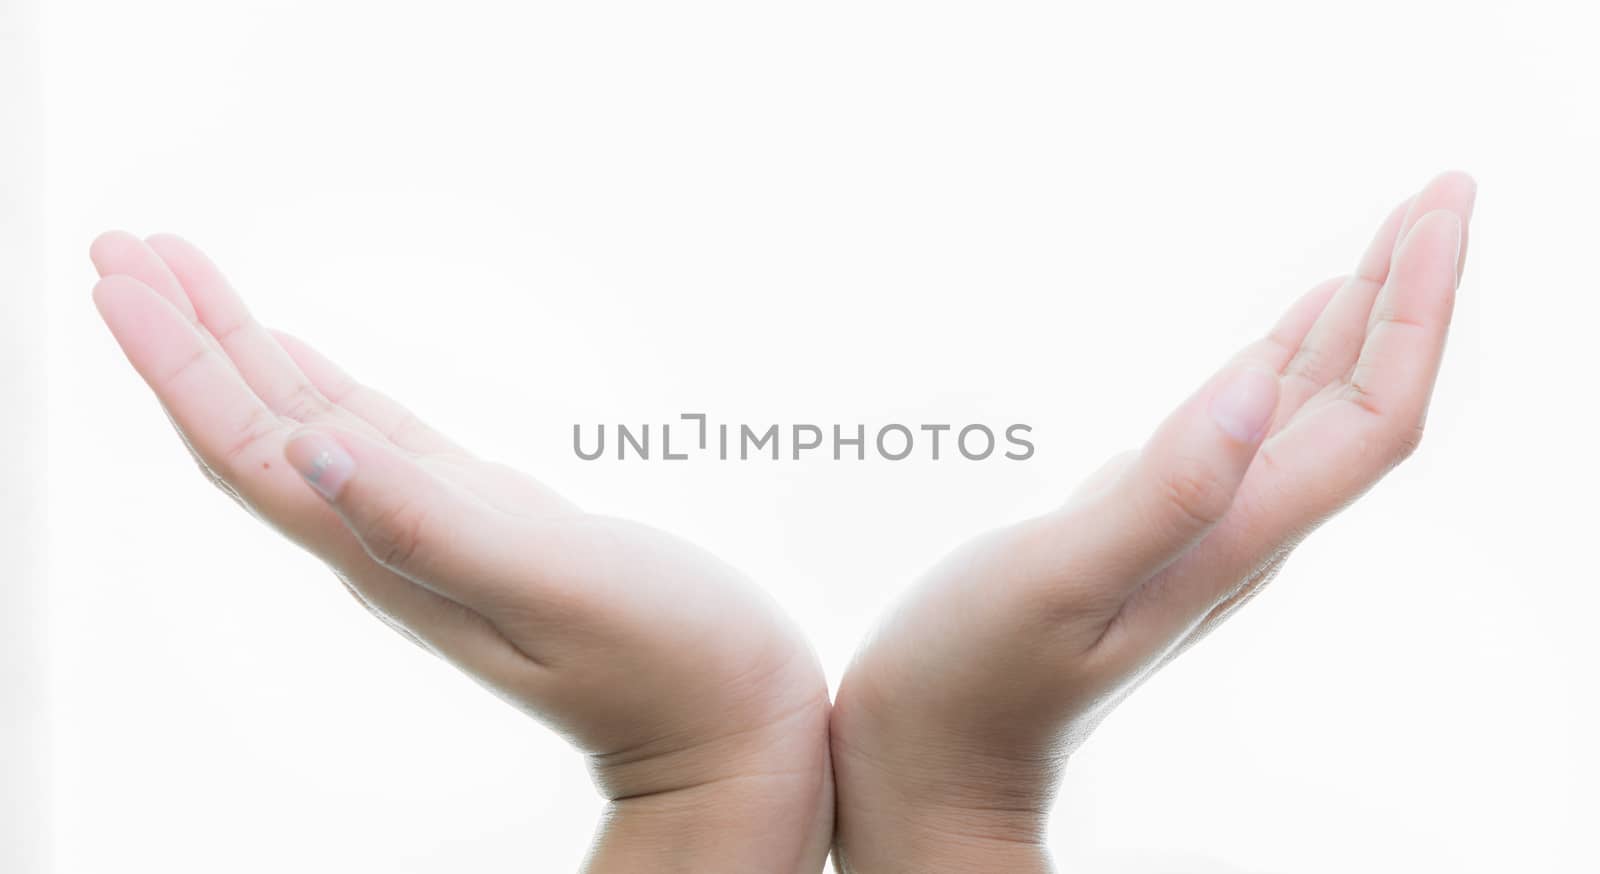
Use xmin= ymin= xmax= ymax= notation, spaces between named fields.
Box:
xmin=1312 ymin=273 xmax=1348 ymax=295
xmin=1354 ymin=195 xmax=1416 ymax=282
xmin=1434 ymin=170 xmax=1476 ymax=224
xmin=91 ymin=274 xmax=203 ymax=378
xmin=1405 ymin=171 xmax=1477 ymax=231
xmin=1403 ymin=209 xmax=1464 ymax=257
xmin=1284 ymin=274 xmax=1344 ymax=326
xmin=89 ymin=275 xmax=118 ymax=316
xmin=91 ymin=272 xmax=152 ymax=312
xmin=145 ymin=233 xmax=221 ymax=275
xmin=144 ymin=232 xmax=196 ymax=257
xmin=142 ymin=233 xmax=188 ymax=270
xmin=88 ymin=230 xmax=140 ymax=276
xmin=1430 ymin=169 xmax=1477 ymax=202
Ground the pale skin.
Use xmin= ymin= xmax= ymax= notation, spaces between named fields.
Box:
xmin=830 ymin=170 xmax=1476 ymax=872
xmin=91 ymin=235 xmax=835 ymax=873
xmin=94 ymin=170 xmax=1473 ymax=873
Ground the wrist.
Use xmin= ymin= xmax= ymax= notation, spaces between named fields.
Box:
xmin=830 ymin=711 xmax=1056 ymax=874
xmin=832 ymin=809 xmax=1052 ymax=874
xmin=830 ymin=757 xmax=1054 ymax=874
xmin=582 ymin=692 xmax=834 ymax=874
xmin=584 ymin=771 xmax=832 ymax=874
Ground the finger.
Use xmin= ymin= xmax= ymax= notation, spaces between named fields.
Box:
xmin=1278 ymin=172 xmax=1477 ymax=419
xmin=1039 ymin=362 xmax=1280 ymax=610
xmin=1364 ymin=171 xmax=1475 ymax=343
xmin=1112 ymin=208 xmax=1470 ymax=652
xmin=1274 ymin=197 xmax=1411 ymax=416
xmin=1229 ymin=274 xmax=1343 ymax=376
xmin=97 ymin=263 xmax=546 ymax=682
xmin=1086 ymin=285 xmax=1348 ymax=649
xmin=90 ymin=230 xmax=198 ymax=322
xmin=1096 ymin=181 xmax=1477 ymax=657
xmin=273 ymin=330 xmax=577 ymax=518
xmin=1259 ymin=199 xmax=1472 ymax=522
xmin=144 ymin=233 xmax=340 ymax=424
xmin=271 ymin=330 xmax=464 ymax=455
xmin=283 ymin=425 xmax=544 ymax=616
xmin=1343 ymin=208 xmax=1464 ymax=431
xmin=1264 ymin=275 xmax=1344 ymax=367
xmin=1395 ymin=170 xmax=1475 ymax=285
xmin=96 ymin=272 xmax=389 ymax=549
xmin=94 ymin=274 xmax=287 ymax=481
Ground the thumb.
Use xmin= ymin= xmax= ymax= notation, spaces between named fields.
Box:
xmin=283 ymin=427 xmax=527 ymax=611
xmin=1069 ymin=362 xmax=1279 ymax=593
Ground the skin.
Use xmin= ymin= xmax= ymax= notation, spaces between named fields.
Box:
xmin=94 ymin=170 xmax=1473 ymax=872
xmin=90 ymin=234 xmax=834 ymax=873
xmin=828 ymin=170 xmax=1477 ymax=872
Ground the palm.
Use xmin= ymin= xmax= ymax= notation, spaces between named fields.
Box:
xmin=90 ymin=233 xmax=829 ymax=802
xmin=1111 ymin=171 xmax=1474 ymax=664
xmin=831 ymin=173 xmax=1475 ymax=870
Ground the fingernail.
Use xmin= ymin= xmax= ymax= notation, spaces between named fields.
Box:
xmin=285 ymin=431 xmax=354 ymax=500
xmin=1209 ymin=366 xmax=1279 ymax=443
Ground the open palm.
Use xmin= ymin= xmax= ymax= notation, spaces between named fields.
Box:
xmin=91 ymin=233 xmax=833 ymax=873
xmin=829 ymin=172 xmax=1476 ymax=873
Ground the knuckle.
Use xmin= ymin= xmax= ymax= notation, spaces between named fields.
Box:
xmin=1340 ymin=376 xmax=1386 ymax=418
xmin=279 ymin=382 xmax=333 ymax=422
xmin=362 ymin=499 xmax=431 ymax=571
xmin=220 ymin=407 xmax=283 ymax=471
xmin=1391 ymin=420 xmax=1426 ymax=463
xmin=386 ymin=410 xmax=428 ymax=446
xmin=160 ymin=344 xmax=212 ymax=389
xmin=1353 ymin=401 xmax=1427 ymax=467
xmin=1158 ymin=455 xmax=1232 ymax=528
xmin=1282 ymin=344 xmax=1330 ymax=387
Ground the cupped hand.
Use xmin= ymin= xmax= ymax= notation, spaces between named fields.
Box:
xmin=91 ymin=235 xmax=833 ymax=873
xmin=829 ymin=172 xmax=1477 ymax=873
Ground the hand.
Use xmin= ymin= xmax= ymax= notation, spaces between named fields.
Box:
xmin=91 ymin=235 xmax=833 ymax=873
xmin=828 ymin=172 xmax=1477 ymax=873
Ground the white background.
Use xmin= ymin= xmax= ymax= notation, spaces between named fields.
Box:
xmin=4 ymin=0 xmax=45 ymax=870
xmin=14 ymin=1 xmax=1599 ymax=871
